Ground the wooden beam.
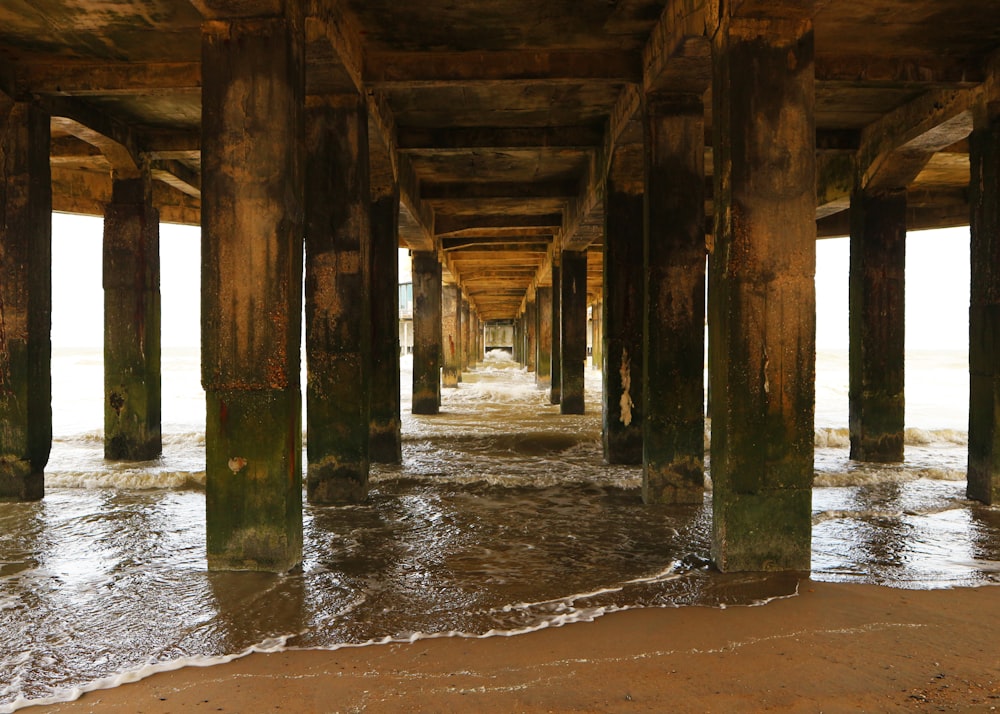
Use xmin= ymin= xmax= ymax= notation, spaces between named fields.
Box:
xmin=21 ymin=61 xmax=201 ymax=96
xmin=643 ymin=0 xmax=711 ymax=94
xmin=436 ymin=214 xmax=563 ymax=238
xmin=815 ymin=54 xmax=983 ymax=87
xmin=365 ymin=51 xmax=641 ymax=86
xmin=150 ymin=159 xmax=201 ymax=197
xmin=397 ymin=126 xmax=603 ymax=151
xmin=43 ymin=97 xmax=142 ymax=178
xmin=421 ymin=181 xmax=577 ymax=201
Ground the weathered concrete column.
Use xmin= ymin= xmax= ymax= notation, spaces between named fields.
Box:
xmin=305 ymin=94 xmax=372 ymax=504
xmin=849 ymin=188 xmax=906 ymax=463
xmin=201 ymin=13 xmax=304 ymax=571
xmin=535 ymin=287 xmax=553 ymax=388
xmin=470 ymin=311 xmax=480 ymax=367
xmin=643 ymin=95 xmax=706 ymax=504
xmin=460 ymin=298 xmax=471 ymax=374
xmin=412 ymin=251 xmax=441 ymax=413
xmin=603 ymin=148 xmax=644 ymax=464
xmin=591 ymin=298 xmax=603 ymax=369
xmin=561 ymin=250 xmax=587 ymax=414
xmin=369 ymin=182 xmax=401 ymax=464
xmin=103 ymin=174 xmax=161 ymax=461
xmin=442 ymin=282 xmax=461 ymax=388
xmin=968 ymin=102 xmax=1000 ymax=504
xmin=550 ymin=262 xmax=562 ymax=404
xmin=525 ymin=297 xmax=537 ymax=372
xmin=0 ymin=98 xmax=50 ymax=502
xmin=709 ymin=16 xmax=816 ymax=572
xmin=512 ymin=317 xmax=521 ymax=363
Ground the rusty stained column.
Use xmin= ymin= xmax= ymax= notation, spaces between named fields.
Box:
xmin=103 ymin=173 xmax=161 ymax=462
xmin=603 ymin=146 xmax=644 ymax=464
xmin=512 ymin=317 xmax=521 ymax=363
xmin=412 ymin=251 xmax=441 ymax=413
xmin=369 ymin=181 xmax=401 ymax=464
xmin=591 ymin=298 xmax=603 ymax=369
xmin=709 ymin=16 xmax=816 ymax=572
xmin=0 ymin=98 xmax=50 ymax=502
xmin=460 ymin=297 xmax=471 ymax=375
xmin=561 ymin=250 xmax=587 ymax=414
xmin=470 ymin=310 xmax=480 ymax=367
xmin=525 ymin=296 xmax=537 ymax=373
xmin=305 ymin=94 xmax=373 ymax=504
xmin=550 ymin=262 xmax=562 ymax=404
xmin=441 ymin=282 xmax=461 ymax=388
xmin=535 ymin=287 xmax=553 ymax=388
xmin=849 ymin=188 xmax=906 ymax=463
xmin=643 ymin=95 xmax=706 ymax=504
xmin=201 ymin=12 xmax=304 ymax=571
xmin=968 ymin=103 xmax=1000 ymax=504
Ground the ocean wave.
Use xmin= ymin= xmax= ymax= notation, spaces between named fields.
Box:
xmin=813 ymin=467 xmax=966 ymax=488
xmin=814 ymin=427 xmax=968 ymax=449
xmin=44 ymin=470 xmax=206 ymax=490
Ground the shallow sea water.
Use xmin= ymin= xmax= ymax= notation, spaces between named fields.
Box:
xmin=1 ymin=349 xmax=997 ymax=711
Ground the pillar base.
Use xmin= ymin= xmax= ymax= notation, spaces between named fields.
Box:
xmin=0 ymin=461 xmax=43 ymax=501
xmin=642 ymin=460 xmax=703 ymax=504
xmin=307 ymin=457 xmax=368 ymax=503
xmin=369 ymin=420 xmax=402 ymax=464
xmin=712 ymin=488 xmax=812 ymax=572
xmin=206 ymin=389 xmax=302 ymax=572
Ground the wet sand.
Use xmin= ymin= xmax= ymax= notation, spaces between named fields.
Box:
xmin=37 ymin=581 xmax=1000 ymax=713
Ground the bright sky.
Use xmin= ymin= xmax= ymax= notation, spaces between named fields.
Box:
xmin=51 ymin=212 xmax=970 ymax=352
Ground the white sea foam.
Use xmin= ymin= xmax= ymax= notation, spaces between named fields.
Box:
xmin=44 ymin=469 xmax=206 ymax=490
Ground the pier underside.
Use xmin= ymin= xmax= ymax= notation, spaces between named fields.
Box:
xmin=1 ymin=0 xmax=999 ymax=570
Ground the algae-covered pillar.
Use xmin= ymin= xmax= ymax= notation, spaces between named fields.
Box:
xmin=412 ymin=251 xmax=441 ymax=414
xmin=709 ymin=11 xmax=816 ymax=572
xmin=849 ymin=188 xmax=905 ymax=463
xmin=201 ymin=10 xmax=304 ymax=571
xmin=969 ymin=102 xmax=1000 ymax=505
xmin=550 ymin=261 xmax=562 ymax=404
xmin=561 ymin=250 xmax=587 ymax=414
xmin=460 ymin=298 xmax=471 ymax=374
xmin=643 ymin=94 xmax=706 ymax=504
xmin=603 ymin=146 xmax=644 ymax=464
xmin=535 ymin=287 xmax=553 ymax=388
xmin=442 ymin=282 xmax=461 ymax=388
xmin=369 ymin=182 xmax=402 ymax=464
xmin=591 ymin=298 xmax=602 ymax=369
xmin=103 ymin=172 xmax=161 ymax=461
xmin=0 ymin=97 xmax=50 ymax=502
xmin=524 ymin=296 xmax=537 ymax=373
xmin=304 ymin=94 xmax=372 ymax=503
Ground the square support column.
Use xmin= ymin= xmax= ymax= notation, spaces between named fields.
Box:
xmin=849 ymin=188 xmax=906 ymax=463
xmin=643 ymin=95 xmax=706 ymax=503
xmin=103 ymin=174 xmax=162 ymax=461
xmin=709 ymin=17 xmax=816 ymax=572
xmin=304 ymin=94 xmax=372 ymax=503
xmin=412 ymin=251 xmax=441 ymax=414
xmin=561 ymin=250 xmax=587 ymax=414
xmin=0 ymin=98 xmax=50 ymax=502
xmin=369 ymin=182 xmax=401 ymax=464
xmin=524 ymin=297 xmax=537 ymax=373
xmin=442 ymin=283 xmax=461 ymax=388
xmin=550 ymin=262 xmax=562 ymax=404
xmin=535 ymin=287 xmax=553 ymax=388
xmin=201 ymin=14 xmax=304 ymax=571
xmin=461 ymin=298 xmax=471 ymax=373
xmin=591 ymin=298 xmax=603 ymax=370
xmin=603 ymin=147 xmax=644 ymax=464
xmin=969 ymin=103 xmax=1000 ymax=504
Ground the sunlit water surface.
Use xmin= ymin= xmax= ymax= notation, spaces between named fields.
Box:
xmin=1 ymin=349 xmax=997 ymax=710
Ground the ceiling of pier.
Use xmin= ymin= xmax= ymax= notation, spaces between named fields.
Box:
xmin=1 ymin=0 xmax=998 ymax=320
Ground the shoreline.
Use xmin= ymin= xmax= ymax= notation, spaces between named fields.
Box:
xmin=31 ymin=580 xmax=1000 ymax=713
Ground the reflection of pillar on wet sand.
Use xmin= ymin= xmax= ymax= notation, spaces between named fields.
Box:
xmin=412 ymin=251 xmax=441 ymax=414
xmin=969 ymin=103 xmax=1000 ymax=506
xmin=709 ymin=14 xmax=816 ymax=572
xmin=0 ymin=98 xmax=50 ymax=502
xmin=103 ymin=172 xmax=162 ymax=462
xmin=304 ymin=94 xmax=372 ymax=504
xmin=849 ymin=188 xmax=905 ymax=463
xmin=201 ymin=13 xmax=303 ymax=572
xmin=560 ymin=249 xmax=587 ymax=415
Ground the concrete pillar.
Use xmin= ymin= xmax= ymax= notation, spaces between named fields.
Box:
xmin=561 ymin=250 xmax=587 ymax=414
xmin=525 ymin=297 xmax=537 ymax=372
xmin=305 ymin=94 xmax=373 ymax=504
xmin=0 ymin=98 xmax=50 ymax=502
xmin=643 ymin=95 xmax=706 ymax=504
xmin=369 ymin=182 xmax=401 ymax=464
xmin=461 ymin=298 xmax=471 ymax=373
xmin=550 ymin=263 xmax=562 ymax=404
xmin=591 ymin=298 xmax=603 ymax=369
xmin=201 ymin=13 xmax=304 ymax=571
xmin=968 ymin=103 xmax=1000 ymax=504
xmin=849 ymin=188 xmax=906 ymax=463
xmin=103 ymin=174 xmax=161 ymax=461
xmin=535 ymin=287 xmax=553 ymax=388
xmin=603 ymin=149 xmax=644 ymax=464
xmin=470 ymin=311 xmax=480 ymax=366
xmin=709 ymin=16 xmax=816 ymax=572
xmin=412 ymin=251 xmax=441 ymax=413
xmin=442 ymin=283 xmax=461 ymax=388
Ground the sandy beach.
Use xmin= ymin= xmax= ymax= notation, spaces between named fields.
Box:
xmin=33 ymin=581 xmax=1000 ymax=713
